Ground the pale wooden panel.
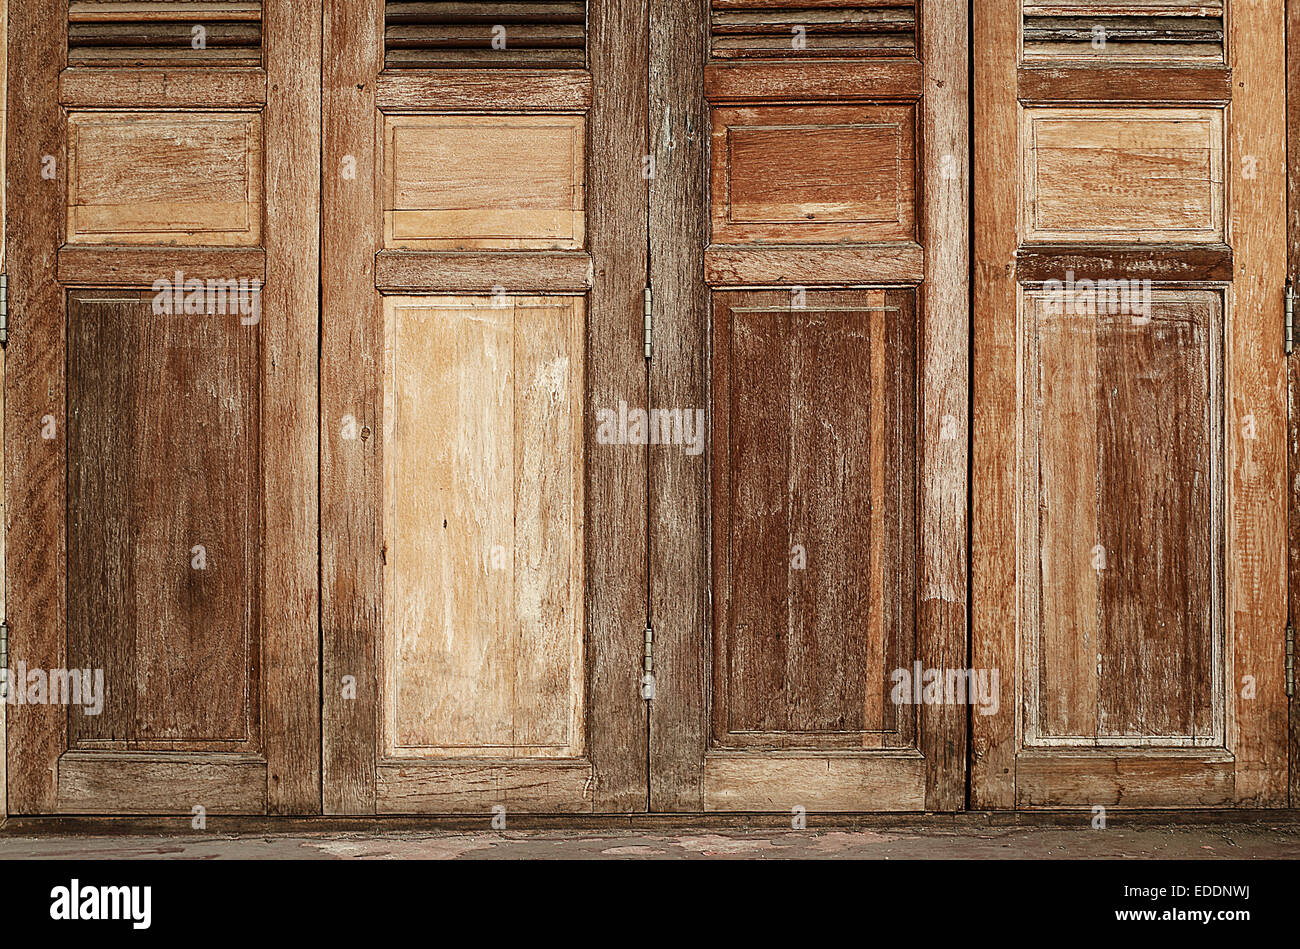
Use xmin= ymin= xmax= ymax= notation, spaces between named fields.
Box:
xmin=1022 ymin=107 xmax=1224 ymax=243
xmin=1015 ymin=750 xmax=1234 ymax=807
xmin=383 ymin=115 xmax=584 ymax=250
xmin=66 ymin=111 xmax=262 ymax=245
xmin=704 ymin=241 xmax=923 ymax=286
xmin=382 ymin=296 xmax=584 ymax=759
xmin=703 ymin=752 xmax=926 ymax=811
xmin=376 ymin=760 xmax=594 ymax=813
xmin=710 ymin=104 xmax=916 ymax=245
xmin=55 ymin=752 xmax=267 ymax=814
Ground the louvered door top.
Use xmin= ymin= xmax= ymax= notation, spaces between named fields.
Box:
xmin=385 ymin=1 xmax=587 ymax=68
xmin=710 ymin=0 xmax=917 ymax=60
xmin=68 ymin=1 xmax=263 ymax=67
xmin=1023 ymin=1 xmax=1225 ymax=63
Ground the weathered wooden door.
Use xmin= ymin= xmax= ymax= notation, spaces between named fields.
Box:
xmin=647 ymin=0 xmax=970 ymax=811
xmin=320 ymin=0 xmax=648 ymax=813
xmin=5 ymin=0 xmax=320 ymax=814
xmin=973 ymin=0 xmax=1290 ymax=807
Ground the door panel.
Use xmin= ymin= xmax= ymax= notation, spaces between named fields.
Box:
xmin=974 ymin=0 xmax=1288 ymax=807
xmin=322 ymin=0 xmax=648 ymax=814
xmin=6 ymin=0 xmax=320 ymax=814
xmin=649 ymin=0 xmax=969 ymax=812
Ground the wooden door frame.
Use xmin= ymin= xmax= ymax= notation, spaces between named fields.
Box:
xmin=648 ymin=0 xmax=970 ymax=812
xmin=4 ymin=0 xmax=320 ymax=814
xmin=319 ymin=0 xmax=650 ymax=814
xmin=1289 ymin=0 xmax=1300 ymax=809
xmin=975 ymin=0 xmax=1289 ymax=809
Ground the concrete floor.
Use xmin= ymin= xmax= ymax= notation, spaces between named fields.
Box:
xmin=3 ymin=816 xmax=1299 ymax=859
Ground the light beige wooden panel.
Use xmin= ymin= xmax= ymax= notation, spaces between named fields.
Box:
xmin=383 ymin=114 xmax=585 ymax=250
xmin=382 ymin=295 xmax=584 ymax=760
xmin=709 ymin=104 xmax=916 ymax=245
xmin=1022 ymin=107 xmax=1224 ymax=243
xmin=66 ymin=111 xmax=262 ymax=245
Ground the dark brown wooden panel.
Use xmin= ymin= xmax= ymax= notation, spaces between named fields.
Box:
xmin=1016 ymin=244 xmax=1232 ymax=283
xmin=711 ymin=289 xmax=914 ymax=748
xmin=1031 ymin=290 xmax=1217 ymax=742
xmin=704 ymin=58 xmax=922 ymax=102
xmin=66 ymin=290 xmax=259 ymax=747
xmin=1017 ymin=65 xmax=1231 ymax=105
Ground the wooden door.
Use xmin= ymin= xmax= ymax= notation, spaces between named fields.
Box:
xmin=648 ymin=0 xmax=970 ymax=811
xmin=5 ymin=0 xmax=320 ymax=814
xmin=320 ymin=0 xmax=648 ymax=814
xmin=974 ymin=0 xmax=1289 ymax=807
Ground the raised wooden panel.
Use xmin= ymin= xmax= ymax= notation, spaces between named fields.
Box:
xmin=68 ymin=0 xmax=263 ymax=67
xmin=382 ymin=296 xmax=584 ymax=759
xmin=384 ymin=1 xmax=586 ymax=68
xmin=383 ymin=114 xmax=585 ymax=250
xmin=66 ymin=111 xmax=263 ymax=246
xmin=709 ymin=0 xmax=917 ymax=60
xmin=711 ymin=289 xmax=915 ymax=751
xmin=710 ymin=104 xmax=915 ymax=245
xmin=1022 ymin=106 xmax=1224 ymax=243
xmin=1022 ymin=1 xmax=1225 ymax=64
xmin=1024 ymin=288 xmax=1221 ymax=746
xmin=66 ymin=290 xmax=259 ymax=747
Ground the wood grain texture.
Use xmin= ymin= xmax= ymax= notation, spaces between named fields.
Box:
xmin=66 ymin=112 xmax=263 ymax=246
xmin=586 ymin=0 xmax=650 ymax=811
xmin=1015 ymin=750 xmax=1235 ymax=808
xmin=373 ymin=250 xmax=591 ymax=293
xmin=57 ymin=246 xmax=265 ymax=285
xmin=261 ymin=0 xmax=321 ymax=813
xmin=1022 ymin=107 xmax=1224 ymax=244
xmin=1015 ymin=244 xmax=1232 ymax=283
xmin=376 ymin=760 xmax=594 ymax=813
xmin=1027 ymin=291 xmax=1219 ymax=744
xmin=322 ymin=0 xmax=383 ymax=815
xmin=381 ymin=296 xmax=584 ymax=759
xmin=648 ymin=0 xmax=708 ymax=811
xmin=704 ymin=58 xmax=922 ymax=102
xmin=376 ymin=68 xmax=591 ymax=111
xmin=918 ymin=0 xmax=969 ymax=811
xmin=709 ymin=290 xmax=917 ymax=773
xmin=55 ymin=752 xmax=268 ymax=815
xmin=703 ymin=752 xmax=926 ymax=812
xmin=1017 ymin=64 xmax=1231 ymax=105
xmin=1289 ymin=0 xmax=1300 ymax=809
xmin=1 ymin=0 xmax=6 ymax=822
xmin=382 ymin=114 xmax=585 ymax=250
xmin=60 ymin=66 xmax=267 ymax=110
xmin=66 ymin=292 xmax=259 ymax=748
xmin=703 ymin=242 xmax=923 ymax=286
xmin=970 ymin=0 xmax=1019 ymax=809
xmin=1228 ymin=0 xmax=1288 ymax=805
xmin=5 ymin=0 xmax=67 ymax=814
xmin=709 ymin=104 xmax=916 ymax=245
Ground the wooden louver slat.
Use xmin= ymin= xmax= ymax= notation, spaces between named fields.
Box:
xmin=1022 ymin=2 xmax=1225 ymax=62
xmin=385 ymin=1 xmax=587 ymax=68
xmin=68 ymin=1 xmax=263 ymax=67
xmin=709 ymin=0 xmax=916 ymax=59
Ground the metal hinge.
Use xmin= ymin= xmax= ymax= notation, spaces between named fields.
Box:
xmin=643 ymin=624 xmax=654 ymax=675
xmin=0 ymin=274 xmax=8 ymax=348
xmin=1287 ymin=623 xmax=1295 ymax=698
xmin=1286 ymin=280 xmax=1295 ymax=355
xmin=0 ymin=621 xmax=8 ymax=674
xmin=643 ymin=287 xmax=652 ymax=360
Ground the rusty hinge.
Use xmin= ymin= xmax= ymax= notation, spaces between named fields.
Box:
xmin=643 ymin=287 xmax=652 ymax=360
xmin=1286 ymin=280 xmax=1295 ymax=355
xmin=639 ymin=623 xmax=655 ymax=700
